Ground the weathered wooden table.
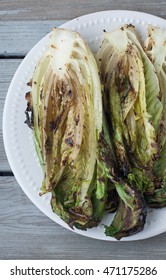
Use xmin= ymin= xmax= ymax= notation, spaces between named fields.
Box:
xmin=0 ymin=0 xmax=166 ymax=260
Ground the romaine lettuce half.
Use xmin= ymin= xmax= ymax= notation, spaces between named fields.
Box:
xmin=96 ymin=26 xmax=152 ymax=238
xmin=25 ymin=28 xmax=116 ymax=228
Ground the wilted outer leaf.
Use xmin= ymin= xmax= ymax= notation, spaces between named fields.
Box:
xmin=105 ymin=182 xmax=147 ymax=240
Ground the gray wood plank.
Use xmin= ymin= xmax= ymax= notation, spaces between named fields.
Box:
xmin=0 ymin=59 xmax=22 ymax=171
xmin=0 ymin=0 xmax=166 ymax=21
xmin=0 ymin=176 xmax=166 ymax=260
xmin=0 ymin=131 xmax=11 ymax=172
xmin=0 ymin=21 xmax=65 ymax=56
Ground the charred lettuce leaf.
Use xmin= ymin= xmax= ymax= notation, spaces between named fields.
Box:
xmin=105 ymin=182 xmax=147 ymax=240
xmin=74 ymin=114 xmax=119 ymax=229
xmin=144 ymin=26 xmax=166 ymax=207
xmin=144 ymin=26 xmax=166 ymax=145
xmin=96 ymin=26 xmax=158 ymax=173
xmin=26 ymin=28 xmax=113 ymax=228
xmin=124 ymin=25 xmax=162 ymax=129
xmin=96 ymin=26 xmax=156 ymax=238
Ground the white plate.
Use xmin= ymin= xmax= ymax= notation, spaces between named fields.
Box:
xmin=3 ymin=10 xmax=166 ymax=241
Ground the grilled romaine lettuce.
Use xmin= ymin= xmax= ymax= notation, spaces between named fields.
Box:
xmin=96 ymin=26 xmax=160 ymax=172
xmin=144 ymin=26 xmax=166 ymax=207
xmin=96 ymin=26 xmax=159 ymax=238
xmin=25 ymin=24 xmax=166 ymax=240
xmin=26 ymin=28 xmax=116 ymax=228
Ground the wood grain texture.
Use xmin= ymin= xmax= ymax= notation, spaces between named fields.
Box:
xmin=0 ymin=21 xmax=65 ymax=56
xmin=0 ymin=176 xmax=166 ymax=260
xmin=0 ymin=59 xmax=22 ymax=171
xmin=0 ymin=0 xmax=166 ymax=21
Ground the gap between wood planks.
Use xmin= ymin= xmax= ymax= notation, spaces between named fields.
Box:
xmin=0 ymin=171 xmax=13 ymax=176
xmin=0 ymin=55 xmax=25 ymax=59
